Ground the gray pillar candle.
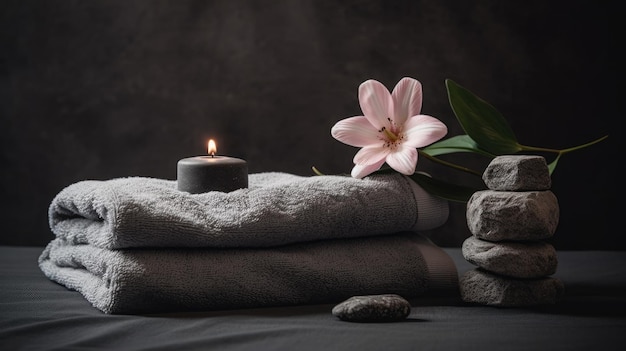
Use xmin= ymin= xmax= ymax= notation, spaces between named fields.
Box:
xmin=177 ymin=140 xmax=248 ymax=194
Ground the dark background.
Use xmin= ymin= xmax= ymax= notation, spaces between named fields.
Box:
xmin=1 ymin=0 xmax=620 ymax=249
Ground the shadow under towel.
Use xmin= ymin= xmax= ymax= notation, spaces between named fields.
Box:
xmin=38 ymin=232 xmax=458 ymax=314
xmin=48 ymin=172 xmax=449 ymax=249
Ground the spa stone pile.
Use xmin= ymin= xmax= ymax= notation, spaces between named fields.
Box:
xmin=460 ymin=155 xmax=565 ymax=306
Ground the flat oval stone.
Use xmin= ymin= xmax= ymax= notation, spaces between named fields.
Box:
xmin=460 ymin=269 xmax=564 ymax=307
xmin=483 ymin=155 xmax=551 ymax=191
xmin=332 ymin=294 xmax=411 ymax=322
xmin=462 ymin=236 xmax=557 ymax=278
xmin=466 ymin=190 xmax=559 ymax=241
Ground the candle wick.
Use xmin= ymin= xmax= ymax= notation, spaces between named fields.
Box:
xmin=210 ymin=153 xmax=215 ymax=158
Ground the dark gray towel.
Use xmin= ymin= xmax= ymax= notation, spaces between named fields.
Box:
xmin=38 ymin=232 xmax=458 ymax=314
xmin=49 ymin=172 xmax=449 ymax=249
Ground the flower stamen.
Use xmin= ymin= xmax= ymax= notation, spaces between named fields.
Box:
xmin=382 ymin=127 xmax=399 ymax=142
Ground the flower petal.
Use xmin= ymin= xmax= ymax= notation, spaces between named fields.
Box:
xmin=392 ymin=77 xmax=422 ymax=126
xmin=351 ymin=159 xmax=386 ymax=179
xmin=331 ymin=116 xmax=380 ymax=147
xmin=358 ymin=79 xmax=393 ymax=130
xmin=402 ymin=115 xmax=448 ymax=148
xmin=386 ymin=146 xmax=418 ymax=175
xmin=353 ymin=145 xmax=388 ymax=165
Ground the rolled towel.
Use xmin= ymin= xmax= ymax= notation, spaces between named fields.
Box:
xmin=49 ymin=172 xmax=448 ymax=249
xmin=38 ymin=232 xmax=458 ymax=314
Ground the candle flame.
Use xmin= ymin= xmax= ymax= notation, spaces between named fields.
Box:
xmin=208 ymin=139 xmax=217 ymax=156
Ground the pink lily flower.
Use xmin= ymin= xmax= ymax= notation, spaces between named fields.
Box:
xmin=331 ymin=77 xmax=448 ymax=178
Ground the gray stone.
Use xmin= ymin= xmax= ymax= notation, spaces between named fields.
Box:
xmin=460 ymin=269 xmax=564 ymax=307
xmin=462 ymin=236 xmax=557 ymax=278
xmin=466 ymin=190 xmax=559 ymax=241
xmin=332 ymin=294 xmax=411 ymax=322
xmin=483 ymin=155 xmax=551 ymax=191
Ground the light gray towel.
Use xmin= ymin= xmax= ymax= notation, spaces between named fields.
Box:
xmin=38 ymin=232 xmax=458 ymax=314
xmin=49 ymin=172 xmax=448 ymax=249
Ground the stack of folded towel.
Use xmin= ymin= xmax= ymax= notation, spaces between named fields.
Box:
xmin=39 ymin=172 xmax=458 ymax=314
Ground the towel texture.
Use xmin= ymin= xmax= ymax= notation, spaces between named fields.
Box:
xmin=38 ymin=232 xmax=458 ymax=314
xmin=49 ymin=172 xmax=449 ymax=249
xmin=41 ymin=172 xmax=455 ymax=314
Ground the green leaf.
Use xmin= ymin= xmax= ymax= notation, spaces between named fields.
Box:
xmin=445 ymin=79 xmax=522 ymax=155
xmin=408 ymin=172 xmax=481 ymax=203
xmin=547 ymin=154 xmax=561 ymax=175
xmin=422 ymin=135 xmax=495 ymax=157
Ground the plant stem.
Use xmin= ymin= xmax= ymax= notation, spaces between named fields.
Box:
xmin=418 ymin=150 xmax=483 ymax=177
xmin=519 ymin=135 xmax=608 ymax=155
xmin=311 ymin=166 xmax=325 ymax=176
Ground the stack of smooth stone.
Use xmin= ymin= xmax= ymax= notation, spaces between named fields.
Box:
xmin=460 ymin=155 xmax=565 ymax=306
